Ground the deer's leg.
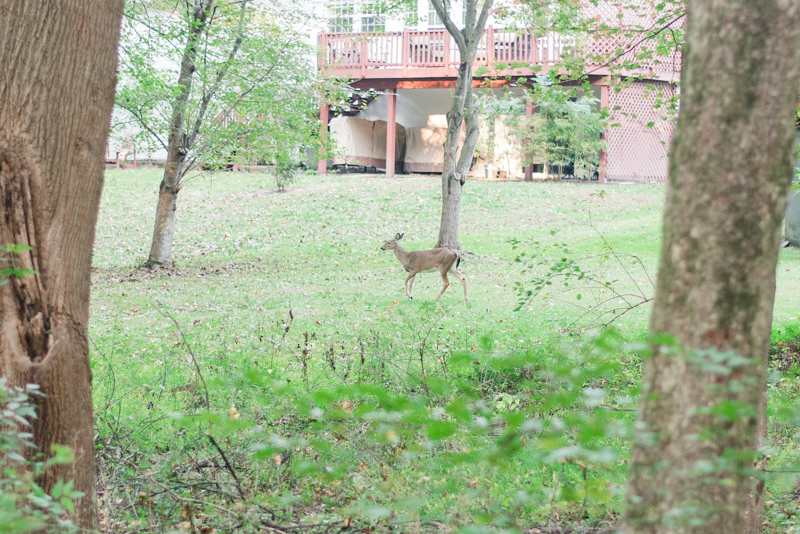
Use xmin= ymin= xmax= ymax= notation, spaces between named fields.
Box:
xmin=435 ymin=271 xmax=451 ymax=301
xmin=405 ymin=272 xmax=417 ymax=299
xmin=455 ymin=269 xmax=468 ymax=303
xmin=449 ymin=263 xmax=468 ymax=303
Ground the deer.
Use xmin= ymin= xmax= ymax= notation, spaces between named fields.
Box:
xmin=380 ymin=233 xmax=468 ymax=303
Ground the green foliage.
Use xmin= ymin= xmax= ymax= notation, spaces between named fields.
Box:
xmin=114 ymin=0 xmax=348 ymax=175
xmin=495 ymin=0 xmax=684 ymax=118
xmin=89 ymin=169 xmax=800 ymax=532
xmin=0 ymin=380 xmax=82 ymax=533
xmin=526 ymin=75 xmax=607 ymax=179
xmin=511 ymin=192 xmax=653 ymax=329
xmin=0 ymin=244 xmax=36 ymax=286
xmin=274 ymin=154 xmax=301 ymax=192
xmin=474 ymin=76 xmax=606 ymax=180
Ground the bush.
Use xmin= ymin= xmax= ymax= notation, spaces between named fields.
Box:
xmin=0 ymin=379 xmax=82 ymax=533
xmin=274 ymin=156 xmax=300 ymax=192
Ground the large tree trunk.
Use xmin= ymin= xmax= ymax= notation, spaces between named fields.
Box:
xmin=621 ymin=1 xmax=800 ymax=533
xmin=0 ymin=1 xmax=123 ymax=530
xmin=432 ymin=0 xmax=492 ymax=251
xmin=147 ymin=0 xmax=214 ymax=267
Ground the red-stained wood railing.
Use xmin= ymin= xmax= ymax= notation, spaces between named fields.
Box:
xmin=319 ymin=28 xmax=574 ymax=75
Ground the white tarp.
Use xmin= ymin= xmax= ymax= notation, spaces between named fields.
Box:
xmin=404 ymin=127 xmax=447 ymax=170
xmin=330 ymin=116 xmax=405 ymax=169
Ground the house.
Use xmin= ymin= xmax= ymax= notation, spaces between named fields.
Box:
xmin=316 ymin=1 xmax=680 ymax=182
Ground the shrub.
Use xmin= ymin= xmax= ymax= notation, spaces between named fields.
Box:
xmin=0 ymin=379 xmax=82 ymax=533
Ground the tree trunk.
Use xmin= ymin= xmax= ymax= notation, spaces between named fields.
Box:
xmin=437 ymin=61 xmax=479 ymax=250
xmin=621 ymin=1 xmax=800 ymax=533
xmin=432 ymin=0 xmax=492 ymax=252
xmin=0 ymin=1 xmax=123 ymax=530
xmin=148 ymin=178 xmax=181 ymax=265
xmin=146 ymin=0 xmax=214 ymax=267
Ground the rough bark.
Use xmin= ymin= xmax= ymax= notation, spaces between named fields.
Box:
xmin=433 ymin=0 xmax=492 ymax=251
xmin=621 ymin=1 xmax=800 ymax=533
xmin=0 ymin=0 xmax=123 ymax=530
xmin=147 ymin=0 xmax=216 ymax=266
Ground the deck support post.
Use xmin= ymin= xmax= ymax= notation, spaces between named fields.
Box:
xmin=386 ymin=88 xmax=397 ymax=177
xmin=318 ymin=102 xmax=329 ymax=175
xmin=598 ymin=82 xmax=609 ymax=183
xmin=524 ymin=99 xmax=534 ymax=182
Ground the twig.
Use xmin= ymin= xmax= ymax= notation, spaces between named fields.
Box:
xmin=584 ymin=12 xmax=686 ymax=76
xmin=146 ymin=475 xmax=236 ymax=516
xmin=207 ymin=434 xmax=247 ymax=500
xmin=156 ymin=301 xmax=211 ymax=411
xmin=598 ymin=404 xmax=636 ymax=412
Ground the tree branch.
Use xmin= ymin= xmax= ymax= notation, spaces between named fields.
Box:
xmin=585 ymin=11 xmax=685 ymax=76
xmin=118 ymin=103 xmax=169 ymax=152
xmin=430 ymin=0 xmax=466 ymax=52
xmin=186 ymin=0 xmax=250 ymax=149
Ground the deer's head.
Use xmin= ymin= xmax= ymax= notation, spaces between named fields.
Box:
xmin=380 ymin=233 xmax=404 ymax=250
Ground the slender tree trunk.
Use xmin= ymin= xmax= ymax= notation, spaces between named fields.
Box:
xmin=621 ymin=1 xmax=800 ymax=533
xmin=432 ymin=0 xmax=492 ymax=251
xmin=147 ymin=0 xmax=215 ymax=266
xmin=0 ymin=1 xmax=123 ymax=530
xmin=437 ymin=61 xmax=478 ymax=250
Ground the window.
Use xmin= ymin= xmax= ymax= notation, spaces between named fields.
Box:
xmin=329 ymin=0 xmax=355 ymax=33
xmin=428 ymin=0 xmax=466 ymax=27
xmin=361 ymin=1 xmax=385 ymax=32
xmin=428 ymin=0 xmax=450 ymax=27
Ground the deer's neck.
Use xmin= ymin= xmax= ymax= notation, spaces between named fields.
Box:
xmin=393 ymin=245 xmax=411 ymax=266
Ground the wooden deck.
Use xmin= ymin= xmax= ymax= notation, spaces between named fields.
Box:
xmin=317 ymin=28 xmax=679 ymax=179
xmin=319 ymin=28 xmax=679 ymax=86
xmin=319 ymin=28 xmax=574 ymax=81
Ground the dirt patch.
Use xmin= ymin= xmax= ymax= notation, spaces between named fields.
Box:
xmin=770 ymin=339 xmax=800 ymax=372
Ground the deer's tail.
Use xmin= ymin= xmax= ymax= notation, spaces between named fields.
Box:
xmin=456 ymin=251 xmax=461 ymax=270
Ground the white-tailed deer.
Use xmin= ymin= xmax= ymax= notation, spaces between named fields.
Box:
xmin=380 ymin=233 xmax=468 ymax=302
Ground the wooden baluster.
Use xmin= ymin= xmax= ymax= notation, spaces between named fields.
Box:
xmin=402 ymin=28 xmax=409 ymax=75
xmin=361 ymin=36 xmax=367 ymax=77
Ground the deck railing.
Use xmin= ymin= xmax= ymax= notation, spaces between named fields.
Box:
xmin=319 ymin=28 xmax=574 ymax=75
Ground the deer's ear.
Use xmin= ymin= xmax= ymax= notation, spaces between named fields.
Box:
xmin=397 ymin=233 xmax=404 ymax=240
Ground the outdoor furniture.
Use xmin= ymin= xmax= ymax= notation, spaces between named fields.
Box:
xmin=105 ymin=141 xmax=138 ymax=169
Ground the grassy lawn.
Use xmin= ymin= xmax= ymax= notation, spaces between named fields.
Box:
xmin=91 ymin=168 xmax=800 ymax=533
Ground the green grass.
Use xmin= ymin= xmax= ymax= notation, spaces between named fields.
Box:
xmin=90 ymin=169 xmax=800 ymax=533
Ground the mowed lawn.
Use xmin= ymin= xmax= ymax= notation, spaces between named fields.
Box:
xmin=89 ymin=168 xmax=800 ymax=531
xmin=90 ymin=169 xmax=666 ymax=400
xmin=91 ymin=168 xmax=800 ymax=354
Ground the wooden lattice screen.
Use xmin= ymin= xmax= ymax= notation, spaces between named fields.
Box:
xmin=606 ymin=80 xmax=676 ymax=182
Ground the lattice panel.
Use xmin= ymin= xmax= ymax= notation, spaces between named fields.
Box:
xmin=606 ymin=80 xmax=675 ymax=182
xmin=580 ymin=0 xmax=682 ymax=75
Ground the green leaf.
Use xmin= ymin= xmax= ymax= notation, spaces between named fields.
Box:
xmin=60 ymin=496 xmax=74 ymax=514
xmin=427 ymin=420 xmax=458 ymax=440
xmin=52 ymin=480 xmax=64 ymax=499
xmin=47 ymin=444 xmax=75 ymax=467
